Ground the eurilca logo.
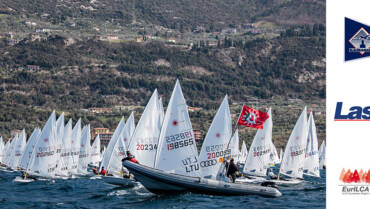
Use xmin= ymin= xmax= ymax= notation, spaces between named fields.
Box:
xmin=345 ymin=18 xmax=370 ymax=61
xmin=334 ymin=102 xmax=370 ymax=121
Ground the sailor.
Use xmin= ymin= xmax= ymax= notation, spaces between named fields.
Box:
xmin=92 ymin=167 xmax=98 ymax=175
xmin=21 ymin=171 xmax=27 ymax=179
xmin=266 ymin=168 xmax=277 ymax=180
xmin=226 ymin=158 xmax=238 ymax=183
xmin=122 ymin=151 xmax=139 ymax=164
xmin=100 ymin=166 xmax=107 ymax=176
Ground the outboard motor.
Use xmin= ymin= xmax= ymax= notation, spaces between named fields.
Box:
xmin=261 ymin=181 xmax=278 ymax=188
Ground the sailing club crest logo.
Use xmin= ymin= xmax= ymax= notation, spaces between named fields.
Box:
xmin=243 ymin=111 xmax=257 ymax=125
xmin=345 ymin=17 xmax=370 ymax=61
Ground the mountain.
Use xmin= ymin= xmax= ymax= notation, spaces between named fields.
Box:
xmin=0 ymin=0 xmax=325 ymax=34
xmin=0 ymin=0 xmax=326 ymax=144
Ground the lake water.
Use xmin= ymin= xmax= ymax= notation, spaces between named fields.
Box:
xmin=0 ymin=169 xmax=325 ymax=209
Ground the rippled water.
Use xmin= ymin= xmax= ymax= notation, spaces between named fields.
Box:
xmin=0 ymin=169 xmax=325 ymax=209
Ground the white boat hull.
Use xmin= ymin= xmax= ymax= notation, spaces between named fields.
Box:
xmin=123 ymin=161 xmax=282 ymax=197
xmin=13 ymin=176 xmax=35 ymax=183
xmin=259 ymin=178 xmax=303 ymax=185
xmin=235 ymin=176 xmax=266 ymax=184
xmin=101 ymin=175 xmax=137 ymax=187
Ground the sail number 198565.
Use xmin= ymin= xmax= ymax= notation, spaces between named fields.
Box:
xmin=166 ymin=131 xmax=194 ymax=151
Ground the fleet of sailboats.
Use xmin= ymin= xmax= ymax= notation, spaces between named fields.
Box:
xmin=0 ymin=80 xmax=325 ymax=196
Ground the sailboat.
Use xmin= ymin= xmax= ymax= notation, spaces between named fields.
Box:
xmin=319 ymin=141 xmax=326 ymax=169
xmin=77 ymin=125 xmax=91 ymax=175
xmin=123 ymin=80 xmax=282 ymax=197
xmin=25 ymin=111 xmax=58 ymax=179
xmin=154 ymin=80 xmax=200 ymax=176
xmin=0 ymin=136 xmax=4 ymax=165
xmin=19 ymin=128 xmax=41 ymax=170
xmin=237 ymin=108 xmax=274 ymax=183
xmin=9 ymin=129 xmax=26 ymax=170
xmin=279 ymin=148 xmax=284 ymax=164
xmin=100 ymin=116 xmax=125 ymax=173
xmin=238 ymin=141 xmax=248 ymax=165
xmin=266 ymin=107 xmax=308 ymax=185
xmin=128 ymin=90 xmax=162 ymax=168
xmin=303 ymin=112 xmax=320 ymax=178
xmin=229 ymin=129 xmax=240 ymax=162
xmin=0 ymin=140 xmax=10 ymax=168
xmin=199 ymin=95 xmax=232 ymax=180
xmin=269 ymin=142 xmax=280 ymax=166
xmin=89 ymin=134 xmax=101 ymax=167
xmin=101 ymin=113 xmax=135 ymax=187
xmin=70 ymin=119 xmax=82 ymax=176
xmin=4 ymin=134 xmax=18 ymax=168
xmin=55 ymin=113 xmax=65 ymax=176
xmin=57 ymin=119 xmax=73 ymax=177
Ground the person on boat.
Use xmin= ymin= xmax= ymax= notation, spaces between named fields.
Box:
xmin=92 ymin=167 xmax=99 ymax=175
xmin=100 ymin=166 xmax=107 ymax=176
xmin=21 ymin=171 xmax=27 ymax=179
xmin=266 ymin=168 xmax=277 ymax=180
xmin=122 ymin=151 xmax=139 ymax=164
xmin=226 ymin=158 xmax=238 ymax=183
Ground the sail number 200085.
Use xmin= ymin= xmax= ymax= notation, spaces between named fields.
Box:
xmin=166 ymin=131 xmax=194 ymax=151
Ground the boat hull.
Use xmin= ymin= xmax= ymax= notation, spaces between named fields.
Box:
xmin=259 ymin=178 xmax=303 ymax=186
xmin=101 ymin=175 xmax=137 ymax=188
xmin=123 ymin=161 xmax=282 ymax=197
xmin=235 ymin=176 xmax=266 ymax=184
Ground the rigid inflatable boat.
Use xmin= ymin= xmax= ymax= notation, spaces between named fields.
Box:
xmin=123 ymin=161 xmax=282 ymax=198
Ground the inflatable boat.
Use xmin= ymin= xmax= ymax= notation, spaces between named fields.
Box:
xmin=123 ymin=161 xmax=282 ymax=198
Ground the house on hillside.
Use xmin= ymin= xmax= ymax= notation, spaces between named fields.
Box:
xmin=91 ymin=128 xmax=110 ymax=140
xmin=88 ymin=107 xmax=112 ymax=114
xmin=26 ymin=65 xmax=40 ymax=71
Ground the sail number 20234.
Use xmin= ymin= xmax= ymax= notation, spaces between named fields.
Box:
xmin=166 ymin=131 xmax=194 ymax=150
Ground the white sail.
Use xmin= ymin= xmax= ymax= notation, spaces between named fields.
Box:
xmin=243 ymin=108 xmax=273 ymax=177
xmin=78 ymin=125 xmax=91 ymax=174
xmin=27 ymin=111 xmax=58 ymax=178
xmin=229 ymin=129 xmax=240 ymax=161
xmin=238 ymin=141 xmax=248 ymax=164
xmin=100 ymin=116 xmax=125 ymax=170
xmin=109 ymin=113 xmax=135 ymax=175
xmin=155 ymin=80 xmax=200 ymax=177
xmin=279 ymin=148 xmax=284 ymax=164
xmin=90 ymin=135 xmax=101 ymax=166
xmin=101 ymin=146 xmax=106 ymax=159
xmin=70 ymin=119 xmax=82 ymax=175
xmin=1 ymin=140 xmax=10 ymax=164
xmin=303 ymin=112 xmax=320 ymax=177
xmin=158 ymin=97 xmax=165 ymax=125
xmin=199 ymin=95 xmax=232 ymax=179
xmin=128 ymin=90 xmax=162 ymax=167
xmin=319 ymin=140 xmax=326 ymax=169
xmin=10 ymin=130 xmax=26 ymax=169
xmin=58 ymin=119 xmax=72 ymax=176
xmin=0 ymin=136 xmax=4 ymax=163
xmin=279 ymin=107 xmax=308 ymax=179
xmin=5 ymin=134 xmax=18 ymax=167
xmin=270 ymin=142 xmax=280 ymax=165
xmin=19 ymin=128 xmax=41 ymax=170
xmin=55 ymin=113 xmax=65 ymax=172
